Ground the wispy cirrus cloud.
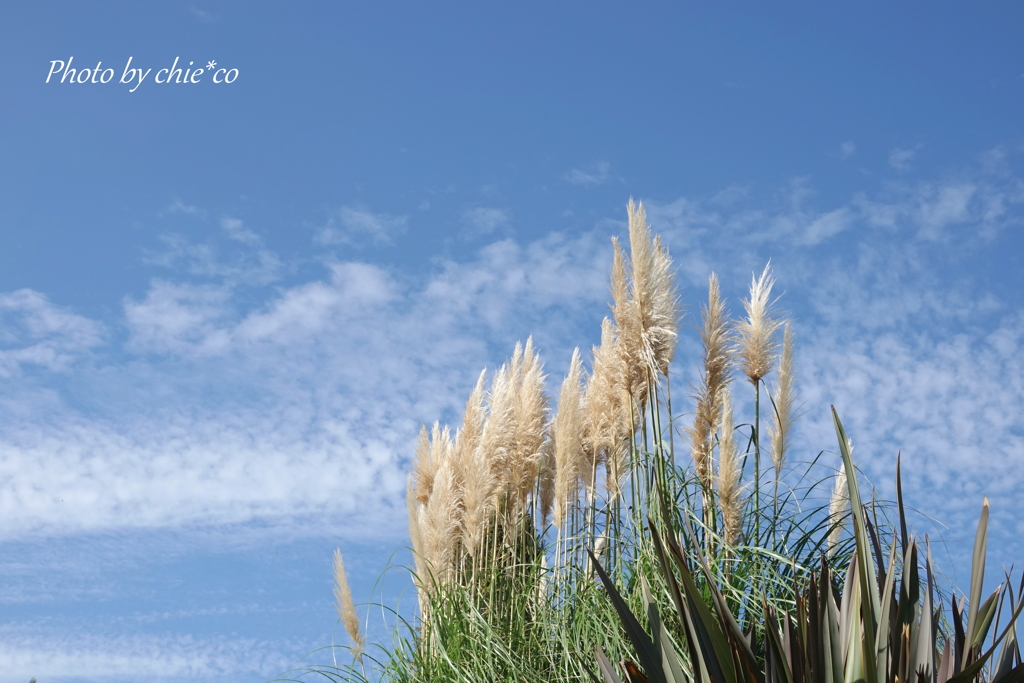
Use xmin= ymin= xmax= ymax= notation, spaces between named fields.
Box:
xmin=188 ymin=5 xmax=218 ymax=23
xmin=0 ymin=628 xmax=298 ymax=682
xmin=315 ymin=206 xmax=407 ymax=247
xmin=800 ymin=207 xmax=853 ymax=245
xmin=0 ymin=290 xmax=104 ymax=376
xmin=889 ymin=146 xmax=919 ymax=171
xmin=5 ymin=169 xmax=1024 ymax=683
xmin=461 ymin=206 xmax=511 ymax=238
xmin=0 ymin=219 xmax=611 ymax=545
xmin=163 ymin=198 xmax=208 ymax=218
xmin=639 ymin=150 xmax=1024 ymax=572
xmin=563 ymin=160 xmax=611 ymax=187
xmin=2 ymin=150 xmax=1023 ymax=578
xmin=143 ymin=216 xmax=282 ymax=286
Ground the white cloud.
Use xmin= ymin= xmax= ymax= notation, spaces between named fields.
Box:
xmin=124 ymin=280 xmax=233 ymax=355
xmin=220 ymin=217 xmax=262 ymax=246
xmin=4 ymin=151 xmax=1024 ymax=579
xmin=801 ymin=207 xmax=853 ymax=245
xmin=916 ymin=183 xmax=976 ymax=239
xmin=0 ymin=229 xmax=610 ymax=543
xmin=188 ymin=6 xmax=218 ymax=23
xmin=0 ymin=629 xmax=296 ymax=682
xmin=840 ymin=141 xmax=856 ymax=159
xmin=889 ymin=146 xmax=918 ymax=171
xmin=163 ymin=199 xmax=207 ymax=218
xmin=0 ymin=290 xmax=104 ymax=376
xmin=315 ymin=206 xmax=407 ymax=246
xmin=564 ymin=161 xmax=611 ymax=187
xmin=461 ymin=206 xmax=510 ymax=237
xmin=143 ymin=223 xmax=282 ymax=287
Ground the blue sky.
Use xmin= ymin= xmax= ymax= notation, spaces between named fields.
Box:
xmin=2 ymin=2 xmax=1023 ymax=681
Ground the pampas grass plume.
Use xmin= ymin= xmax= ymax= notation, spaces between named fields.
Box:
xmin=829 ymin=459 xmax=849 ymax=557
xmin=332 ymin=548 xmax=365 ymax=662
xmin=688 ymin=273 xmax=732 ymax=490
xmin=553 ymin=348 xmax=585 ymax=528
xmin=737 ymin=262 xmax=782 ymax=384
xmin=613 ymin=200 xmax=681 ymax=400
xmin=717 ymin=388 xmax=744 ymax=546
xmin=458 ymin=369 xmax=497 ymax=556
xmin=767 ymin=322 xmax=796 ymax=478
xmin=585 ymin=317 xmax=624 ymax=495
xmin=509 ymin=338 xmax=548 ymax=513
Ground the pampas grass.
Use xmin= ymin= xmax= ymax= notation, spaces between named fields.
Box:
xmin=319 ymin=201 xmax=940 ymax=683
xmin=716 ymin=388 xmax=744 ymax=546
xmin=585 ymin=316 xmax=626 ymax=496
xmin=615 ymin=199 xmax=680 ymax=385
xmin=828 ymin=460 xmax=849 ymax=557
xmin=552 ymin=348 xmax=585 ymax=529
xmin=456 ymin=370 xmax=493 ymax=557
xmin=736 ymin=262 xmax=782 ymax=385
xmin=688 ymin=272 xmax=732 ymax=492
xmin=508 ymin=338 xmax=548 ymax=516
xmin=767 ymin=322 xmax=795 ymax=479
xmin=333 ymin=549 xmax=365 ymax=663
xmin=735 ymin=262 xmax=784 ymax=536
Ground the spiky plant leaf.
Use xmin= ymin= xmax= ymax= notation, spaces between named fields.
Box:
xmin=589 ymin=548 xmax=667 ymax=683
xmin=966 ymin=498 xmax=991 ymax=669
xmin=833 ymin=407 xmax=880 ymax=683
xmin=597 ymin=647 xmax=627 ymax=683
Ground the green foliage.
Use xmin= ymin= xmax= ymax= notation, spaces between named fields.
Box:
xmin=594 ymin=410 xmax=1024 ymax=683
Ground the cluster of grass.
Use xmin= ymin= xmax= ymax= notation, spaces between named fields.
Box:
xmin=284 ymin=201 xmax=1020 ymax=683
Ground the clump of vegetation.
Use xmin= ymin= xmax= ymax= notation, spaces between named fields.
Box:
xmin=594 ymin=415 xmax=1024 ymax=683
xmin=289 ymin=200 xmax=1021 ymax=683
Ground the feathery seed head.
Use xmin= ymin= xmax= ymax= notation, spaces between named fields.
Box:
xmin=828 ymin=461 xmax=849 ymax=557
xmin=584 ymin=317 xmax=623 ymax=492
xmin=589 ymin=200 xmax=681 ymax=497
xmin=553 ymin=348 xmax=585 ymax=527
xmin=737 ymin=262 xmax=782 ymax=384
xmin=418 ymin=458 xmax=462 ymax=589
xmin=716 ymin=388 xmax=744 ymax=546
xmin=453 ymin=369 xmax=487 ymax=468
xmin=615 ymin=200 xmax=681 ymax=393
xmin=688 ymin=273 xmax=733 ymax=489
xmin=412 ymin=425 xmax=435 ymax=505
xmin=332 ymin=549 xmax=365 ymax=662
xmin=480 ymin=361 xmax=517 ymax=505
xmin=457 ymin=369 xmax=497 ymax=555
xmin=508 ymin=337 xmax=549 ymax=513
xmin=767 ymin=322 xmax=796 ymax=478
xmin=406 ymin=475 xmax=425 ymax=581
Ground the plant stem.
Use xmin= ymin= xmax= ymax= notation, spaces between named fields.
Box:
xmin=754 ymin=378 xmax=761 ymax=543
